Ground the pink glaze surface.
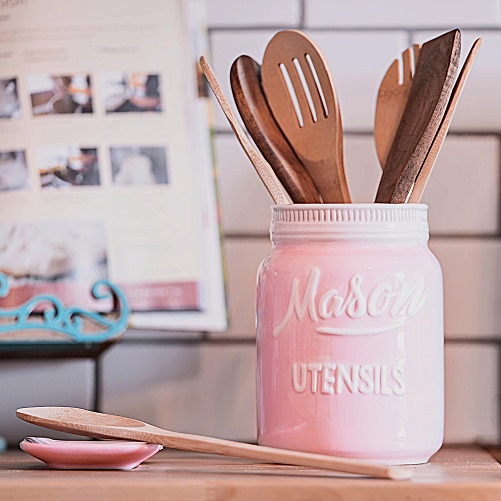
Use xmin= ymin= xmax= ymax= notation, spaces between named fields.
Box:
xmin=256 ymin=205 xmax=444 ymax=465
xmin=20 ymin=437 xmax=162 ymax=470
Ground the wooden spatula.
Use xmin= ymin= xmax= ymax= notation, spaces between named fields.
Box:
xmin=16 ymin=406 xmax=412 ymax=479
xmin=199 ymin=56 xmax=292 ymax=205
xmin=230 ymin=55 xmax=322 ymax=203
xmin=375 ymin=44 xmax=421 ymax=169
xmin=261 ymin=30 xmax=351 ymax=203
xmin=375 ymin=30 xmax=461 ymax=203
xmin=408 ymin=38 xmax=482 ymax=202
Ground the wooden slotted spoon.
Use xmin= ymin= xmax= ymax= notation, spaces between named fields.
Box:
xmin=231 ymin=55 xmax=322 ymax=204
xmin=17 ymin=406 xmax=412 ymax=479
xmin=261 ymin=30 xmax=351 ymax=203
xmin=375 ymin=44 xmax=421 ymax=169
xmin=199 ymin=56 xmax=292 ymax=205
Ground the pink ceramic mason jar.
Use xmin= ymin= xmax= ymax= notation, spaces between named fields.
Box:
xmin=256 ymin=204 xmax=443 ymax=465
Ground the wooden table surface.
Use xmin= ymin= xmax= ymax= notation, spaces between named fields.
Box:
xmin=1 ymin=445 xmax=501 ymax=500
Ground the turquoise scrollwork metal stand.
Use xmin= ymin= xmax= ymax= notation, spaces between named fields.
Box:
xmin=0 ymin=274 xmax=129 ymax=343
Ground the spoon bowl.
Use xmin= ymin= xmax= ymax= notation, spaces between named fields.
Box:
xmin=261 ymin=30 xmax=351 ymax=203
xmin=231 ymin=55 xmax=322 ymax=203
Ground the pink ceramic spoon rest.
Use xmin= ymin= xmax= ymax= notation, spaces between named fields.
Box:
xmin=20 ymin=437 xmax=162 ymax=470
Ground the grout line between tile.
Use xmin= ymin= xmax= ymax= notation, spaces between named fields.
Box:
xmin=208 ymin=25 xmax=299 ymax=33
xmin=93 ymin=358 xmax=101 ymax=412
xmin=208 ymin=26 xmax=501 ymax=33
xmin=110 ymin=336 xmax=501 ymax=346
xmin=406 ymin=30 xmax=412 ymax=47
xmin=213 ymin=129 xmax=501 ymax=138
xmin=299 ymin=0 xmax=305 ymax=28
xmin=119 ymin=336 xmax=256 ymax=345
xmin=446 ymin=338 xmax=501 ymax=345
xmin=498 ymin=347 xmax=501 ymax=442
xmin=222 ymin=233 xmax=501 ymax=240
xmin=430 ymin=233 xmax=501 ymax=239
xmin=224 ymin=233 xmax=269 ymax=239
xmin=497 ymin=135 xmax=501 ymax=234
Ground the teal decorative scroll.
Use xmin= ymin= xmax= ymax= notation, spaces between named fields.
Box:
xmin=0 ymin=274 xmax=129 ymax=343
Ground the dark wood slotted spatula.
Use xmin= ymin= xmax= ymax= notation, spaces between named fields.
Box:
xmin=231 ymin=55 xmax=322 ymax=204
xmin=408 ymin=38 xmax=482 ymax=202
xmin=375 ymin=29 xmax=461 ymax=203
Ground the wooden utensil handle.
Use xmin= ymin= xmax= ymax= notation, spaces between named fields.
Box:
xmin=138 ymin=426 xmax=411 ymax=480
xmin=199 ymin=56 xmax=292 ymax=205
xmin=230 ymin=55 xmax=322 ymax=204
xmin=303 ymin=157 xmax=350 ymax=203
xmin=16 ymin=406 xmax=411 ymax=480
xmin=408 ymin=38 xmax=482 ymax=203
xmin=375 ymin=30 xmax=461 ymax=203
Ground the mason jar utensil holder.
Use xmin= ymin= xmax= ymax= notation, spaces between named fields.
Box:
xmin=256 ymin=204 xmax=443 ymax=465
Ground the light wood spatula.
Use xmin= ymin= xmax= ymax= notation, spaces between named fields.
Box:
xmin=230 ymin=55 xmax=322 ymax=203
xmin=199 ymin=56 xmax=292 ymax=205
xmin=375 ymin=30 xmax=461 ymax=203
xmin=375 ymin=44 xmax=421 ymax=169
xmin=16 ymin=406 xmax=412 ymax=480
xmin=261 ymin=30 xmax=351 ymax=203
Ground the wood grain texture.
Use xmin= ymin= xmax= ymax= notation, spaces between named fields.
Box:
xmin=261 ymin=30 xmax=351 ymax=203
xmin=16 ymin=406 xmax=410 ymax=480
xmin=230 ymin=55 xmax=322 ymax=204
xmin=408 ymin=38 xmax=482 ymax=202
xmin=375 ymin=30 xmax=461 ymax=203
xmin=199 ymin=56 xmax=292 ymax=206
xmin=375 ymin=44 xmax=421 ymax=168
xmin=2 ymin=447 xmax=501 ymax=500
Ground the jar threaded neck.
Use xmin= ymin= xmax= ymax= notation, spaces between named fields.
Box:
xmin=271 ymin=204 xmax=429 ymax=243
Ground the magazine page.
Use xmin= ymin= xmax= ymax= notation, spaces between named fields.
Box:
xmin=0 ymin=0 xmax=227 ymax=331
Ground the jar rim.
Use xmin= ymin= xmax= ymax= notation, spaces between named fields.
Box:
xmin=271 ymin=204 xmax=429 ymax=242
xmin=272 ymin=203 xmax=428 ymax=209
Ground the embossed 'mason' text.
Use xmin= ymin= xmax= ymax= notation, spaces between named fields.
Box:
xmin=273 ymin=267 xmax=426 ymax=337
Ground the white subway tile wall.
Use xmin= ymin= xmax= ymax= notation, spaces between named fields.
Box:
xmin=431 ymin=239 xmax=501 ymax=337
xmin=444 ymin=344 xmax=499 ymax=443
xmin=423 ymin=136 xmax=500 ymax=234
xmin=0 ymin=360 xmax=95 ymax=444
xmin=101 ymin=343 xmax=257 ymax=442
xmin=203 ymin=0 xmax=501 ymax=444
xmin=210 ymin=30 xmax=278 ymax=131
xmin=207 ymin=0 xmax=301 ymax=27
xmin=214 ymin=134 xmax=274 ymax=234
xmin=412 ymin=31 xmax=501 ymax=131
xmin=220 ymin=238 xmax=271 ymax=338
xmin=304 ymin=31 xmax=409 ymax=131
xmin=3 ymin=1 xmax=500 ymax=448
xmin=304 ymin=1 xmax=501 ymax=29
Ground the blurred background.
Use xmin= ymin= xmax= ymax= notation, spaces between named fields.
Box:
xmin=2 ymin=0 xmax=500 ymax=446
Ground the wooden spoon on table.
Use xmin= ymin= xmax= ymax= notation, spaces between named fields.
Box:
xmin=230 ymin=55 xmax=322 ymax=204
xmin=261 ymin=30 xmax=351 ymax=203
xmin=375 ymin=44 xmax=421 ymax=169
xmin=16 ymin=406 xmax=412 ymax=480
xmin=375 ymin=29 xmax=461 ymax=203
xmin=199 ymin=56 xmax=292 ymax=205
xmin=408 ymin=38 xmax=482 ymax=202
